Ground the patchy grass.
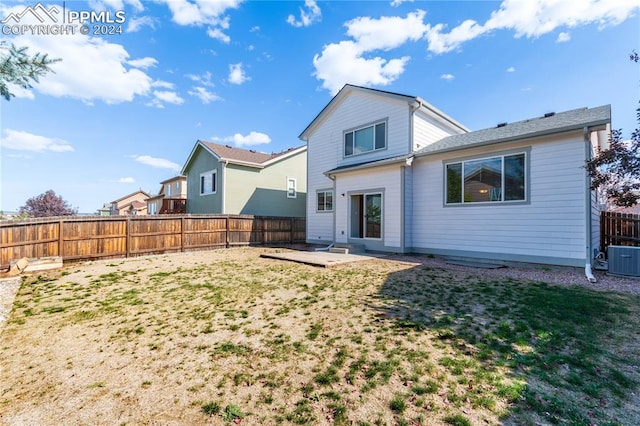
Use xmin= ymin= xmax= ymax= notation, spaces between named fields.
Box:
xmin=0 ymin=248 xmax=638 ymax=426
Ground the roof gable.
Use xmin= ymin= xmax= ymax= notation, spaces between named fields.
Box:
xmin=299 ymin=84 xmax=468 ymax=140
xmin=111 ymin=190 xmax=151 ymax=204
xmin=299 ymin=84 xmax=416 ymax=141
xmin=181 ymin=140 xmax=306 ymax=173
xmin=416 ymin=105 xmax=611 ymax=156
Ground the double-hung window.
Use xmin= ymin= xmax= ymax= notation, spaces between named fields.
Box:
xmin=317 ymin=190 xmax=333 ymax=212
xmin=445 ymin=152 xmax=526 ymax=204
xmin=344 ymin=121 xmax=386 ymax=157
xmin=200 ymin=169 xmax=217 ymax=195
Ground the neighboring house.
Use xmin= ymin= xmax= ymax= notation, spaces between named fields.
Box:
xmin=97 ymin=203 xmax=111 ymax=216
xmin=146 ymin=175 xmax=188 ymax=215
xmin=181 ymin=141 xmax=307 ymax=217
xmin=299 ymin=84 xmax=610 ymax=275
xmin=109 ymin=190 xmax=151 ymax=216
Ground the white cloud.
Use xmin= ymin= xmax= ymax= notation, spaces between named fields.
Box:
xmin=506 ymin=66 xmax=516 ymax=72
xmin=426 ymin=0 xmax=640 ymax=54
xmin=152 ymin=80 xmax=175 ymax=89
xmin=440 ymin=73 xmax=455 ymax=81
xmin=390 ymin=0 xmax=414 ymax=6
xmin=286 ymin=0 xmax=321 ymax=27
xmin=128 ymin=57 xmax=158 ymax=69
xmin=207 ymin=27 xmax=231 ymax=43
xmin=5 ymin=83 xmax=36 ymax=100
xmin=213 ymin=131 xmax=271 ymax=147
xmin=147 ymin=90 xmax=185 ymax=108
xmin=117 ymin=177 xmax=136 ymax=183
xmin=313 ymin=10 xmax=427 ymax=94
xmin=1 ymin=129 xmax=74 ymax=152
xmin=131 ymin=155 xmax=181 ymax=171
xmin=126 ymin=16 xmax=157 ymax=32
xmin=186 ymin=71 xmax=215 ymax=87
xmin=250 ymin=26 xmax=260 ymax=32
xmin=228 ymin=63 xmax=250 ymax=85
xmin=11 ymin=30 xmax=154 ymax=104
xmin=156 ymin=0 xmax=241 ymax=42
xmin=188 ymin=86 xmax=222 ymax=104
xmin=90 ymin=0 xmax=144 ymax=12
xmin=556 ymin=31 xmax=571 ymax=42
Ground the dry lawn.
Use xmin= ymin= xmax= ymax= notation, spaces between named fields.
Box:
xmin=0 ymin=247 xmax=638 ymax=426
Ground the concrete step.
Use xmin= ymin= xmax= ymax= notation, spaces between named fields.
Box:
xmin=332 ymin=243 xmax=366 ymax=254
xmin=329 ymin=247 xmax=349 ymax=254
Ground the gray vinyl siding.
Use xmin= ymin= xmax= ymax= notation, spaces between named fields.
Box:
xmin=410 ymin=132 xmax=588 ymax=266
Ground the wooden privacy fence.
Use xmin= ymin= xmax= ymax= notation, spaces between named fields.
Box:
xmin=601 ymin=211 xmax=640 ymax=254
xmin=0 ymin=214 xmax=306 ymax=270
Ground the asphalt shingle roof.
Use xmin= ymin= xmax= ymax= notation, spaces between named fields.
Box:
xmin=199 ymin=141 xmax=305 ymax=166
xmin=415 ymin=105 xmax=611 ymax=156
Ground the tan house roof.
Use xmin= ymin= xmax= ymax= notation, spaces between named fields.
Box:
xmin=182 ymin=141 xmax=307 ymax=172
xmin=110 ymin=190 xmax=151 ymax=205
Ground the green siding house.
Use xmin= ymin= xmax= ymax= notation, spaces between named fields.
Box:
xmin=181 ymin=141 xmax=307 ymax=217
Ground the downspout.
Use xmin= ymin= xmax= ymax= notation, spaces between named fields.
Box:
xmin=584 ymin=126 xmax=597 ymax=283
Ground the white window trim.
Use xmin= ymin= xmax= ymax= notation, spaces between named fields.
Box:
xmin=343 ymin=119 xmax=388 ymax=158
xmin=316 ymin=189 xmax=334 ymax=212
xmin=199 ymin=169 xmax=217 ymax=196
xmin=444 ymin=150 xmax=529 ymax=206
xmin=287 ymin=177 xmax=297 ymax=199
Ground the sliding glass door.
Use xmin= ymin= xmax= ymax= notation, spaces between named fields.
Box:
xmin=350 ymin=193 xmax=382 ymax=239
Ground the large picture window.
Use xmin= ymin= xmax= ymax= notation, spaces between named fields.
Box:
xmin=344 ymin=121 xmax=386 ymax=157
xmin=317 ymin=190 xmax=333 ymax=212
xmin=445 ymin=153 xmax=526 ymax=204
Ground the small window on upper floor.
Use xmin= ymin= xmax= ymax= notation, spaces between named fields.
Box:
xmin=287 ymin=177 xmax=297 ymax=198
xmin=344 ymin=121 xmax=386 ymax=157
xmin=200 ymin=169 xmax=217 ymax=195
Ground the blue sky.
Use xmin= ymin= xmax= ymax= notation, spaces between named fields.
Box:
xmin=1 ymin=0 xmax=639 ymax=213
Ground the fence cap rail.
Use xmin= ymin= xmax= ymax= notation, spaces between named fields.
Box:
xmin=1 ymin=213 xmax=306 ymax=227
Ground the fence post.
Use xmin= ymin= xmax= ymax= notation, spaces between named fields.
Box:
xmin=58 ymin=218 xmax=64 ymax=260
xmin=181 ymin=216 xmax=185 ymax=252
xmin=262 ymin=218 xmax=267 ymax=245
xmin=126 ymin=217 xmax=131 ymax=258
xmin=225 ymin=216 xmax=230 ymax=248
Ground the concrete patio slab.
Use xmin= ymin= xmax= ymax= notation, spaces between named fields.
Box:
xmin=260 ymin=250 xmax=383 ymax=267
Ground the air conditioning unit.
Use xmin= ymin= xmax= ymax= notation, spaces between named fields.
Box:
xmin=608 ymin=246 xmax=640 ymax=278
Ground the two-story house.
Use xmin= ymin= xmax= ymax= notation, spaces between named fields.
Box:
xmin=146 ymin=175 xmax=187 ymax=215
xmin=299 ymin=85 xmax=610 ymax=276
xmin=181 ymin=141 xmax=307 ymax=217
xmin=109 ymin=190 xmax=151 ymax=216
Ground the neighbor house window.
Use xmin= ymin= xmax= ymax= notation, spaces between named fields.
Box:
xmin=200 ymin=170 xmax=216 ymax=195
xmin=344 ymin=121 xmax=386 ymax=157
xmin=317 ymin=190 xmax=333 ymax=212
xmin=287 ymin=178 xmax=297 ymax=198
xmin=445 ymin=152 xmax=526 ymax=204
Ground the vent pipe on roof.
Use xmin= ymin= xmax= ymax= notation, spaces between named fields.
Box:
xmin=544 ymin=112 xmax=556 ymax=118
xmin=496 ymin=122 xmax=507 ymax=128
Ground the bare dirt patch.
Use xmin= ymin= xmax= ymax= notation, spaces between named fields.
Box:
xmin=1 ymin=247 xmax=638 ymax=425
